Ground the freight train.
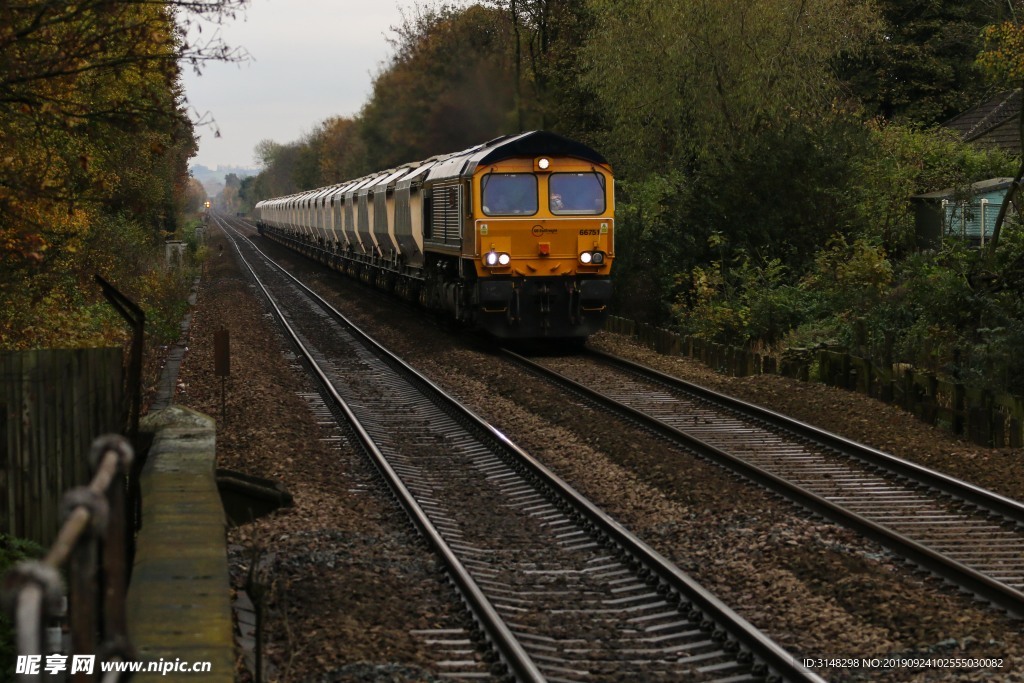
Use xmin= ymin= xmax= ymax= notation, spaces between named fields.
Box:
xmin=254 ymin=131 xmax=613 ymax=340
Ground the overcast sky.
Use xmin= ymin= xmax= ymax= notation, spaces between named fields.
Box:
xmin=180 ymin=0 xmax=423 ymax=170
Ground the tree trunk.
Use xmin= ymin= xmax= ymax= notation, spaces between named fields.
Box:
xmin=986 ymin=86 xmax=1024 ymax=261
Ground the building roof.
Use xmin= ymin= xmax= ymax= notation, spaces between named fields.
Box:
xmin=912 ymin=177 xmax=1015 ymax=201
xmin=943 ymin=89 xmax=1022 ymax=156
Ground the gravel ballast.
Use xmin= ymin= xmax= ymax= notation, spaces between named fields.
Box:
xmin=166 ymin=222 xmax=1024 ymax=682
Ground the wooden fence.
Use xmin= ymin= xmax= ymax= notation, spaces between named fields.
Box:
xmin=1 ymin=348 xmax=125 ymax=545
xmin=604 ymin=316 xmax=1024 ymax=448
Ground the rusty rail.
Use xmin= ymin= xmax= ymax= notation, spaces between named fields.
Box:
xmin=3 ymin=435 xmax=135 ymax=682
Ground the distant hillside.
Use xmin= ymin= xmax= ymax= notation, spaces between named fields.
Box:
xmin=190 ymin=164 xmax=258 ymax=197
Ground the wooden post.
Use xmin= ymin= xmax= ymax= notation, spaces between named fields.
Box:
xmin=952 ymin=382 xmax=966 ymax=436
xmin=215 ymin=329 xmax=230 ymax=422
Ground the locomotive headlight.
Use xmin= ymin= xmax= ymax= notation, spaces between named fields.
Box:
xmin=591 ymin=251 xmax=605 ymax=265
xmin=538 ymin=158 xmax=550 ymax=170
xmin=580 ymin=251 xmax=593 ymax=264
xmin=486 ymin=251 xmax=510 ymax=267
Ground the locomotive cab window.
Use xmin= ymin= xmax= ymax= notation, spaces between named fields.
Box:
xmin=481 ymin=173 xmax=538 ymax=216
xmin=549 ymin=172 xmax=606 ymax=215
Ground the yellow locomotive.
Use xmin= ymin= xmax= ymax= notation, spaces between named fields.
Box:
xmin=254 ymin=131 xmax=613 ymax=339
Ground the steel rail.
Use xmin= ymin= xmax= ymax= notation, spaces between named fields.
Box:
xmin=217 ymin=216 xmax=545 ymax=683
xmin=590 ymin=348 xmax=1024 ymax=526
xmin=219 ymin=216 xmax=823 ymax=683
xmin=499 ymin=346 xmax=1024 ymax=618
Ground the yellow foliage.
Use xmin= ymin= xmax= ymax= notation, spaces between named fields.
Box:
xmin=977 ymin=22 xmax=1024 ymax=85
xmin=0 ymin=1 xmax=207 ymax=350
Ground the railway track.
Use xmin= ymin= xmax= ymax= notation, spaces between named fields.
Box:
xmin=504 ymin=348 xmax=1024 ymax=619
xmin=213 ymin=216 xmax=821 ymax=682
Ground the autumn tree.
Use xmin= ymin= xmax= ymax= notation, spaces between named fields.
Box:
xmin=839 ymin=0 xmax=999 ymax=124
xmin=218 ymin=173 xmax=242 ymax=213
xmin=482 ymin=0 xmax=598 ymax=134
xmin=253 ymin=139 xmax=304 ymax=197
xmin=583 ymin=0 xmax=880 ymax=175
xmin=247 ymin=2 xmax=576 ymax=206
xmin=184 ymin=177 xmax=209 ymax=215
xmin=237 ymin=174 xmax=259 ymax=213
xmin=318 ymin=117 xmax=371 ymax=183
xmin=0 ymin=0 xmax=248 ymax=348
xmin=976 ymin=2 xmax=1024 ymax=257
xmin=360 ymin=3 xmax=517 ymax=167
xmin=577 ymin=0 xmax=883 ymax=324
xmin=0 ymin=1 xmax=246 ymax=234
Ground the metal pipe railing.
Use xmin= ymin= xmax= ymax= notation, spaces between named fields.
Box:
xmin=3 ymin=434 xmax=135 ymax=682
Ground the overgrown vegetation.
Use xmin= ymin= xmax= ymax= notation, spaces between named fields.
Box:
xmin=0 ymin=0 xmax=246 ymax=351
xmin=241 ymin=0 xmax=1024 ymax=395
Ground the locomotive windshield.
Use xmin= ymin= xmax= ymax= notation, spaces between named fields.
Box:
xmin=481 ymin=173 xmax=538 ymax=216
xmin=549 ymin=172 xmax=606 ymax=215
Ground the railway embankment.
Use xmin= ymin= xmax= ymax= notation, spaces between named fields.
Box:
xmin=146 ymin=217 xmax=1024 ymax=680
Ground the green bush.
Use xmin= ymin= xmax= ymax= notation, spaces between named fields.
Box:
xmin=672 ymin=239 xmax=821 ymax=348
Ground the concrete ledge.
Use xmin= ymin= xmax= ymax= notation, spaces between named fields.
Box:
xmin=127 ymin=405 xmax=234 ymax=681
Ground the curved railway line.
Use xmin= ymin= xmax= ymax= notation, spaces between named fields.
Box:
xmin=502 ymin=348 xmax=1024 ymax=620
xmin=212 ymin=215 xmax=822 ymax=683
